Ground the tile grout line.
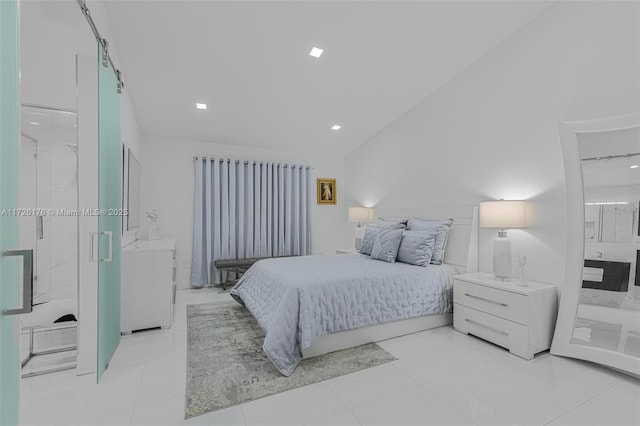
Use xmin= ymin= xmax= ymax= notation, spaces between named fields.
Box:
xmin=128 ymin=296 xmax=192 ymax=424
xmin=416 ymin=380 xmax=480 ymax=426
xmin=304 ymin=381 xmax=354 ymax=426
xmin=541 ymin=384 xmax=617 ymax=426
xmin=338 ymin=361 xmax=423 ymax=408
xmin=474 ymin=359 xmax=571 ymax=414
xmin=126 ymin=342 xmax=152 ymax=426
xmin=476 ymin=355 xmax=624 ymax=414
xmin=424 ymin=331 xmax=511 ymax=367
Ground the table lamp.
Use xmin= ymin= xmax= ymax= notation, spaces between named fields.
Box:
xmin=348 ymin=207 xmax=373 ymax=250
xmin=479 ymin=200 xmax=527 ymax=280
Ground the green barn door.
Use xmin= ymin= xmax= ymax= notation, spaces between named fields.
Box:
xmin=96 ymin=43 xmax=122 ymax=382
xmin=1 ymin=0 xmax=26 ymax=424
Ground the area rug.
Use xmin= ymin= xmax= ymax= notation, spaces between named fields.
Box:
xmin=185 ymin=299 xmax=397 ymax=419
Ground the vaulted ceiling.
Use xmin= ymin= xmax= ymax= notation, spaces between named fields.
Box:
xmin=104 ymin=1 xmax=554 ymax=156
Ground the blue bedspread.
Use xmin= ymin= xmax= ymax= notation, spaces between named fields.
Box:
xmin=230 ymin=254 xmax=455 ymax=376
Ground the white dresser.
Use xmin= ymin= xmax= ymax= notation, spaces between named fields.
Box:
xmin=121 ymin=238 xmax=177 ymax=334
xmin=453 ymin=272 xmax=557 ymax=360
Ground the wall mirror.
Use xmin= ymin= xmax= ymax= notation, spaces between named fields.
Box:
xmin=127 ymin=149 xmax=141 ymax=231
xmin=551 ymin=113 xmax=640 ymax=376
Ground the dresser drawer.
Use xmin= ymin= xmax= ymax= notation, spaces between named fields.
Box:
xmin=454 ymin=279 xmax=528 ymax=325
xmin=454 ymin=303 xmax=530 ymax=358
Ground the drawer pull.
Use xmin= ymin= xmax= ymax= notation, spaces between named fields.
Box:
xmin=464 ymin=293 xmax=508 ymax=307
xmin=465 ymin=318 xmax=508 ymax=336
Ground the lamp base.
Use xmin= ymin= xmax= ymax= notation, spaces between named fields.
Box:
xmin=493 ymin=235 xmax=512 ymax=280
xmin=354 ymin=227 xmax=365 ymax=251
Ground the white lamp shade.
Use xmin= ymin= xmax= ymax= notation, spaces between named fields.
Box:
xmin=348 ymin=207 xmax=373 ymax=223
xmin=479 ymin=200 xmax=527 ymax=229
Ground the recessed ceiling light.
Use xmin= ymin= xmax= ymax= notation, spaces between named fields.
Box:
xmin=196 ymin=103 xmax=207 ymax=110
xmin=331 ymin=124 xmax=341 ymax=131
xmin=631 ymin=165 xmax=639 ymax=169
xmin=309 ymin=47 xmax=324 ymax=58
xmin=28 ymin=121 xmax=40 ymax=125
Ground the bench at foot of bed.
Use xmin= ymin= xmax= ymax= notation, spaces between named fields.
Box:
xmin=214 ymin=256 xmax=290 ymax=289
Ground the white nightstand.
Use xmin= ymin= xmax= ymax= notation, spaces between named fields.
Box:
xmin=453 ymin=272 xmax=557 ymax=360
xmin=336 ymin=248 xmax=358 ymax=254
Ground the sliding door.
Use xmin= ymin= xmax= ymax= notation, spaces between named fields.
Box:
xmin=96 ymin=44 xmax=122 ymax=381
xmin=0 ymin=0 xmax=22 ymax=423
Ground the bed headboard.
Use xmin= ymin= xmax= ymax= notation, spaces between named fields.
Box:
xmin=375 ymin=205 xmax=478 ymax=274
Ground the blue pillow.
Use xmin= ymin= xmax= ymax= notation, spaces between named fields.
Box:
xmin=407 ymin=219 xmax=453 ymax=265
xmin=397 ymin=230 xmax=437 ymax=267
xmin=360 ymin=223 xmax=405 ymax=255
xmin=370 ymin=228 xmax=404 ymax=263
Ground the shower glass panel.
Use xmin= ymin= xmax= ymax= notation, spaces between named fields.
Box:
xmin=97 ymin=43 xmax=122 ymax=381
xmin=21 ymin=108 xmax=52 ymax=306
xmin=19 ymin=106 xmax=79 ymax=378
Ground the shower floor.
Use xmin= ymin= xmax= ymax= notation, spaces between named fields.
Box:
xmin=21 ymin=322 xmax=77 ymax=378
xmin=22 ymin=349 xmax=77 ymax=378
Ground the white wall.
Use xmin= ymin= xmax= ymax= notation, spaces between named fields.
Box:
xmin=141 ymin=137 xmax=346 ymax=289
xmin=344 ymin=1 xmax=640 ymax=288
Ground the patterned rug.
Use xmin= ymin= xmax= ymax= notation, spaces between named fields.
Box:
xmin=185 ymin=299 xmax=397 ymax=419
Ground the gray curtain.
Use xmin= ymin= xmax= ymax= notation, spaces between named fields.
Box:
xmin=190 ymin=158 xmax=312 ymax=286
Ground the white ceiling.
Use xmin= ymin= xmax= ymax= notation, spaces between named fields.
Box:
xmin=103 ymin=1 xmax=554 ymax=156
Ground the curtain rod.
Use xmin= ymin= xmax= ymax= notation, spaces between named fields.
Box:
xmin=193 ymin=157 xmax=313 ymax=170
xmin=582 ymin=152 xmax=640 ymax=162
xmin=76 ymin=0 xmax=124 ymax=93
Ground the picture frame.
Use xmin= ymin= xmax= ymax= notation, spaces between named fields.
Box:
xmin=317 ymin=178 xmax=336 ymax=205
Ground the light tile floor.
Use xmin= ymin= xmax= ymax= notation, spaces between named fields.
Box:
xmin=20 ymin=288 xmax=640 ymax=426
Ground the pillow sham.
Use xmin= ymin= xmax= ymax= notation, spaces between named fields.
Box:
xmin=396 ymin=230 xmax=437 ymax=267
xmin=359 ymin=223 xmax=405 ymax=255
xmin=370 ymin=228 xmax=404 ymax=263
xmin=407 ymin=218 xmax=453 ymax=265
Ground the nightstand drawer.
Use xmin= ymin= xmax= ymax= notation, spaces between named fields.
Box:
xmin=454 ymin=279 xmax=528 ymax=325
xmin=454 ymin=303 xmax=529 ymax=357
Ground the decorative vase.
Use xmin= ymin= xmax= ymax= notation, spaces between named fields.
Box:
xmin=516 ymin=251 xmax=528 ymax=287
xmin=146 ymin=209 xmax=160 ymax=240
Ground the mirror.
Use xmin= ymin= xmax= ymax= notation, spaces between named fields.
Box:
xmin=127 ymin=150 xmax=141 ymax=231
xmin=551 ymin=114 xmax=640 ymax=376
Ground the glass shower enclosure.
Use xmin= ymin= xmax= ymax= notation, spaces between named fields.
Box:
xmin=19 ymin=105 xmax=79 ymax=377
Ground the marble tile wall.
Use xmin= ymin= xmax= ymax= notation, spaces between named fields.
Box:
xmin=19 ymin=124 xmax=78 ymax=314
xmin=48 ymin=126 xmax=78 ymax=304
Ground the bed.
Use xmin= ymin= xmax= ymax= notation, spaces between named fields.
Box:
xmin=230 ymin=205 xmax=478 ymax=376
